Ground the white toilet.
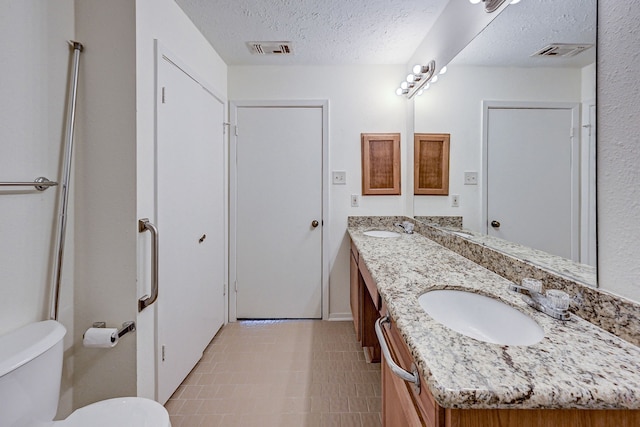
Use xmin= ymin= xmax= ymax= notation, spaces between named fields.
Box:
xmin=0 ymin=320 xmax=171 ymax=427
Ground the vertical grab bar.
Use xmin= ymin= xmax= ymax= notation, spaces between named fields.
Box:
xmin=138 ymin=218 xmax=159 ymax=312
xmin=49 ymin=41 xmax=83 ymax=320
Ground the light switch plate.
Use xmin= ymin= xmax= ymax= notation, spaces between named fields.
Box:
xmin=332 ymin=171 xmax=346 ymax=185
xmin=451 ymin=194 xmax=460 ymax=207
xmin=351 ymin=194 xmax=359 ymax=207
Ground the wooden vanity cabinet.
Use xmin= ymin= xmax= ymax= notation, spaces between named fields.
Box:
xmin=353 ymin=238 xmax=640 ymax=426
xmin=380 ymin=309 xmax=444 ymax=427
xmin=380 ymin=311 xmax=640 ymax=427
xmin=350 ymin=239 xmax=381 ymax=362
xmin=380 ymin=312 xmax=640 ymax=427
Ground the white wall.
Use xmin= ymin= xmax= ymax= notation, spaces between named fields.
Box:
xmin=413 ymin=66 xmax=582 ymax=232
xmin=597 ymin=1 xmax=640 ymax=302
xmin=135 ymin=0 xmax=228 ymax=399
xmin=0 ymin=0 xmax=75 ymax=416
xmin=229 ymin=65 xmax=407 ymax=318
xmin=73 ymin=0 xmax=138 ymax=410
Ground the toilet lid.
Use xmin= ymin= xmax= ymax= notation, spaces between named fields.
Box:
xmin=58 ymin=397 xmax=170 ymax=427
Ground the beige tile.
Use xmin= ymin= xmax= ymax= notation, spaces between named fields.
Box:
xmin=198 ymin=414 xmax=224 ymax=426
xmin=329 ymin=396 xmax=350 ymax=413
xmin=340 ymin=412 xmax=363 ymax=427
xmin=176 ymin=399 xmax=203 ymax=415
xmin=180 ymin=385 xmax=203 ymax=400
xmin=165 ymin=398 xmax=184 ymax=414
xmin=360 ymin=412 xmax=382 ymax=427
xmin=164 ymin=320 xmax=381 ymax=425
xmin=348 ymin=397 xmax=369 ymax=413
xmin=180 ymin=414 xmax=205 ymax=427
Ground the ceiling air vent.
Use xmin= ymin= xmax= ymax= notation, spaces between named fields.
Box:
xmin=247 ymin=42 xmax=293 ymax=55
xmin=531 ymin=43 xmax=594 ymax=58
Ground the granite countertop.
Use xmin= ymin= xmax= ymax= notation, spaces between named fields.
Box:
xmin=348 ymin=224 xmax=640 ymax=410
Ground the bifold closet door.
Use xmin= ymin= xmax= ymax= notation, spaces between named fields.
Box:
xmin=156 ymin=55 xmax=225 ymax=403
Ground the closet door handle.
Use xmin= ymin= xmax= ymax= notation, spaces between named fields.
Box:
xmin=138 ymin=218 xmax=159 ymax=312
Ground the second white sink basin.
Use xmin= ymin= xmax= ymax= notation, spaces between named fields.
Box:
xmin=363 ymin=230 xmax=401 ymax=238
xmin=418 ymin=289 xmax=544 ymax=346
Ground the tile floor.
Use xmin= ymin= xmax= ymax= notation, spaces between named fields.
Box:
xmin=165 ymin=320 xmax=382 ymax=427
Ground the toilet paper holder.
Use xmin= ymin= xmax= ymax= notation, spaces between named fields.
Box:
xmin=92 ymin=321 xmax=136 ymax=342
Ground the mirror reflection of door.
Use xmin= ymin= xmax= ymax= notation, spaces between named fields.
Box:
xmin=484 ymin=103 xmax=580 ymax=261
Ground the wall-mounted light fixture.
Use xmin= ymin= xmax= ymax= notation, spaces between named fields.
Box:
xmin=468 ymin=0 xmax=508 ymax=13
xmin=396 ymin=60 xmax=436 ymax=99
xmin=396 ymin=61 xmax=452 ymax=99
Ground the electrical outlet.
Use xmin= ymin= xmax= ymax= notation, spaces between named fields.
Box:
xmin=464 ymin=171 xmax=478 ymax=185
xmin=332 ymin=171 xmax=346 ymax=185
xmin=451 ymin=194 xmax=460 ymax=207
xmin=351 ymin=194 xmax=359 ymax=207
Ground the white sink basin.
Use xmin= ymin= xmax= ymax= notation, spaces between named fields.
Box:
xmin=418 ymin=289 xmax=544 ymax=346
xmin=363 ymin=230 xmax=401 ymax=238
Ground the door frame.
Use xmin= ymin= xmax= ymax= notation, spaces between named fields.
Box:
xmin=481 ymin=100 xmax=581 ymax=261
xmin=228 ymin=100 xmax=329 ymax=321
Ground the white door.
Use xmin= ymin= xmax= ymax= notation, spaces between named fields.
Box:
xmin=156 ymin=54 xmax=225 ymax=403
xmin=234 ymin=106 xmax=323 ymax=319
xmin=485 ymin=105 xmax=579 ymax=260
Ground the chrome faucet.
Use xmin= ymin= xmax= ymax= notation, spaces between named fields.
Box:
xmin=509 ymin=279 xmax=572 ymax=321
xmin=395 ymin=221 xmax=414 ymax=234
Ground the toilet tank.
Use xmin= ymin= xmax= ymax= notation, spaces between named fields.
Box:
xmin=0 ymin=320 xmax=67 ymax=426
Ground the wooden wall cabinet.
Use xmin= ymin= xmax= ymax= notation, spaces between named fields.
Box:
xmin=361 ymin=133 xmax=401 ymax=195
xmin=414 ymin=133 xmax=450 ymax=195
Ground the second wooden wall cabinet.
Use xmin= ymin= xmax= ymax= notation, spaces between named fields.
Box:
xmin=414 ymin=133 xmax=450 ymax=195
xmin=361 ymin=133 xmax=401 ymax=195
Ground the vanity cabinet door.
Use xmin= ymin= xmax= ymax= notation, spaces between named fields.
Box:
xmin=382 ymin=352 xmax=424 ymax=427
xmin=381 ymin=315 xmax=444 ymax=427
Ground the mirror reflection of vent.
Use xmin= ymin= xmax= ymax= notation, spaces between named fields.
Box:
xmin=247 ymin=42 xmax=293 ymax=55
xmin=531 ymin=43 xmax=594 ymax=58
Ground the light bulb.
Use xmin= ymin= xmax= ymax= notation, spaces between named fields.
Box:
xmin=413 ymin=64 xmax=426 ymax=75
xmin=439 ymin=66 xmax=448 ymax=75
xmin=416 ymin=89 xmax=424 ymax=96
xmin=510 ymin=0 xmax=521 ymax=3
xmin=469 ymin=0 xmax=482 ymax=4
xmin=406 ymin=74 xmax=415 ymax=83
xmin=400 ymin=81 xmax=409 ymax=90
xmin=395 ymin=88 xmax=404 ymax=96
xmin=424 ymin=83 xmax=430 ymax=91
xmin=431 ymin=75 xmax=438 ymax=84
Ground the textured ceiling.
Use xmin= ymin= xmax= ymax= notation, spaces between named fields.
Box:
xmin=452 ymin=0 xmax=596 ymax=68
xmin=174 ymin=0 xmax=448 ymax=65
xmin=175 ymin=0 xmax=596 ymax=68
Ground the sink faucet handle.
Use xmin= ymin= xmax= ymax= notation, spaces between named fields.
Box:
xmin=521 ymin=278 xmax=543 ymax=293
xmin=546 ymin=289 xmax=570 ymax=311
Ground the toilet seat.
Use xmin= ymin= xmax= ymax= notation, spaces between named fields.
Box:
xmin=52 ymin=397 xmax=170 ymax=427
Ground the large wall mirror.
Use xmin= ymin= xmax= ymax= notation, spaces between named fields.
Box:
xmin=413 ymin=0 xmax=597 ymax=286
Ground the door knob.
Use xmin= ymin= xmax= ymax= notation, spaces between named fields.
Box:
xmin=311 ymin=220 xmax=319 ymax=228
xmin=491 ymin=220 xmax=501 ymax=228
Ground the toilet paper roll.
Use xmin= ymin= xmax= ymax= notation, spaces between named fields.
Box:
xmin=83 ymin=328 xmax=119 ymax=348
